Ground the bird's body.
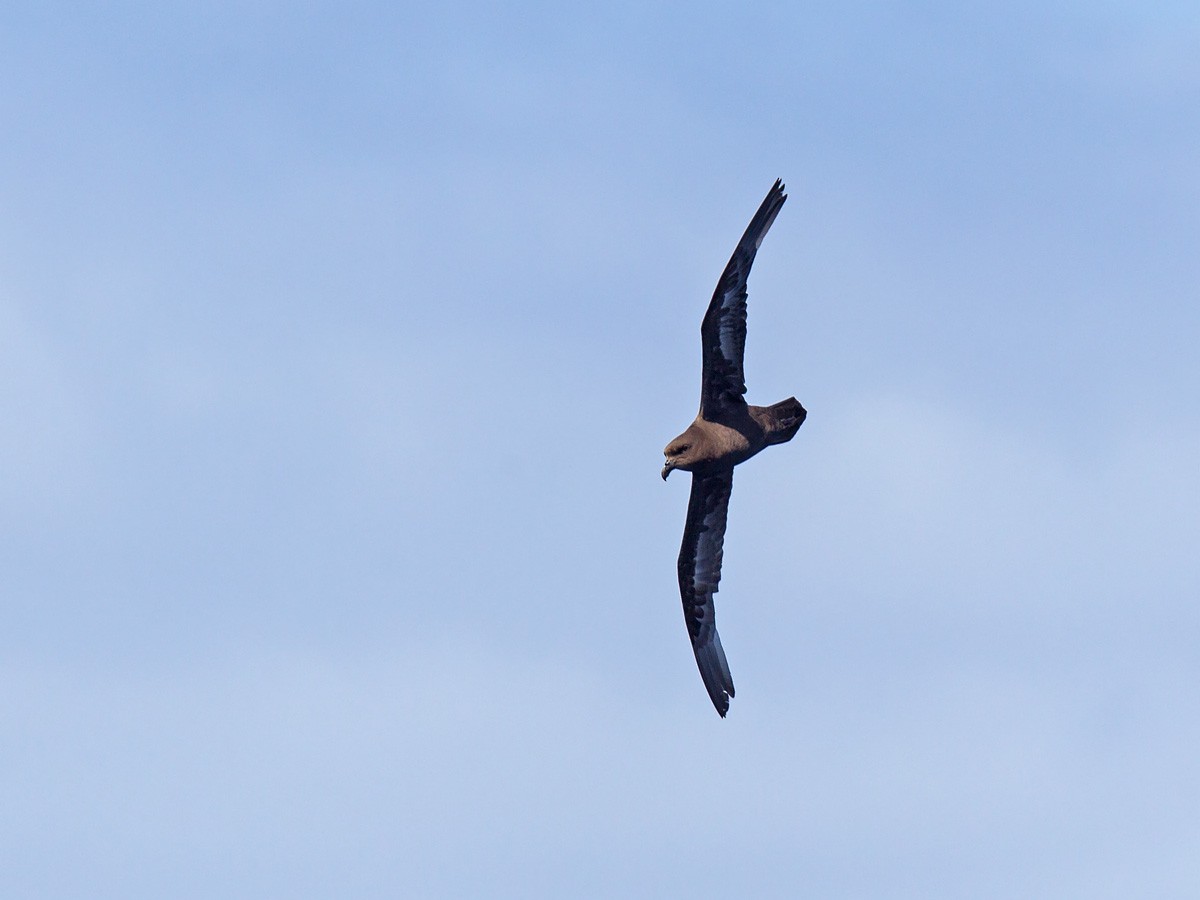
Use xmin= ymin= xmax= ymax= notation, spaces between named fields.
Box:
xmin=662 ymin=179 xmax=805 ymax=717
xmin=666 ymin=401 xmax=803 ymax=473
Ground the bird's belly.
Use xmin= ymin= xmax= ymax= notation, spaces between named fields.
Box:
xmin=705 ymin=421 xmax=757 ymax=462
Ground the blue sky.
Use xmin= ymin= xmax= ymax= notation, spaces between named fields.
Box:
xmin=3 ymin=2 xmax=1198 ymax=897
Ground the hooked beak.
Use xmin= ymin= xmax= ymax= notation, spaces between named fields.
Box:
xmin=661 ymin=461 xmax=674 ymax=480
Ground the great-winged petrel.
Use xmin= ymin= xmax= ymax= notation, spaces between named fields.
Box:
xmin=661 ymin=179 xmax=806 ymax=717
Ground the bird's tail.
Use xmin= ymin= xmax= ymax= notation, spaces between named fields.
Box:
xmin=762 ymin=397 xmax=807 ymax=445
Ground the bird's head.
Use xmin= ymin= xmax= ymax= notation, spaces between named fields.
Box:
xmin=662 ymin=431 xmax=700 ymax=480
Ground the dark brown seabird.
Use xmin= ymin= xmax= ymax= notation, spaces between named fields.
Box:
xmin=661 ymin=179 xmax=806 ymax=717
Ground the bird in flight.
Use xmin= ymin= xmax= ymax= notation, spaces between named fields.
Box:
xmin=661 ymin=179 xmax=806 ymax=717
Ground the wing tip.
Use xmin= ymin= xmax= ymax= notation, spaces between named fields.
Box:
xmin=711 ymin=681 xmax=734 ymax=718
xmin=749 ymin=179 xmax=788 ymax=249
xmin=712 ymin=684 xmax=733 ymax=718
xmin=694 ymin=631 xmax=736 ymax=718
xmin=766 ymin=178 xmax=787 ymax=208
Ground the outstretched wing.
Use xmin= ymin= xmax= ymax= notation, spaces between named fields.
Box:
xmin=677 ymin=468 xmax=736 ymax=717
xmin=700 ymin=179 xmax=787 ymax=417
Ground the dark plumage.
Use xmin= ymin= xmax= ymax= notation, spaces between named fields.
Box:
xmin=662 ymin=179 xmax=806 ymax=717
